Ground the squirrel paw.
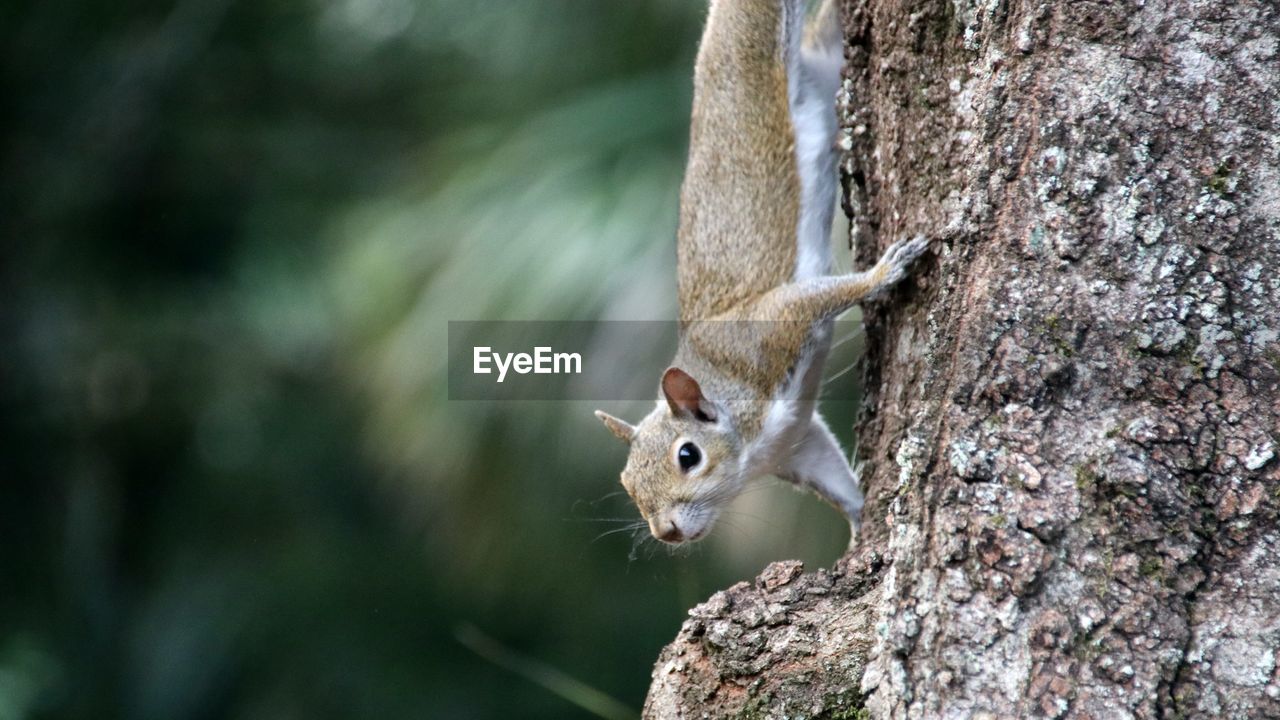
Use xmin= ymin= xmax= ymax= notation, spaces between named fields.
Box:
xmin=867 ymin=235 xmax=929 ymax=300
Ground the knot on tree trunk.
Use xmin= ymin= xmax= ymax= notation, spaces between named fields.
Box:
xmin=644 ymin=555 xmax=884 ymax=719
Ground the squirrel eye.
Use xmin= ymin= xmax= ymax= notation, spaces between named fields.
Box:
xmin=677 ymin=442 xmax=701 ymax=471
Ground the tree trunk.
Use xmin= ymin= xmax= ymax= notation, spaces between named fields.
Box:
xmin=644 ymin=0 xmax=1280 ymax=717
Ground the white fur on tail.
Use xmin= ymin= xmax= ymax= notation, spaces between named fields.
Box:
xmin=786 ymin=0 xmax=842 ymax=281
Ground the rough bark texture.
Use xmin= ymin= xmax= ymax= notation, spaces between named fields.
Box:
xmin=645 ymin=0 xmax=1280 ymax=718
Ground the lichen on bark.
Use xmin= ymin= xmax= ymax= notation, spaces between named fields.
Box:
xmin=644 ymin=0 xmax=1280 ymax=718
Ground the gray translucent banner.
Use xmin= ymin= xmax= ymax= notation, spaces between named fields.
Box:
xmin=447 ymin=320 xmax=865 ymax=401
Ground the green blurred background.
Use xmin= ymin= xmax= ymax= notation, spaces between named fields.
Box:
xmin=0 ymin=1 xmax=863 ymax=717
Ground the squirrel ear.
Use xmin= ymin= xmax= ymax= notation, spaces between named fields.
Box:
xmin=661 ymin=367 xmax=717 ymax=421
xmin=594 ymin=410 xmax=636 ymax=443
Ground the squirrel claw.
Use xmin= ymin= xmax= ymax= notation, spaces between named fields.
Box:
xmin=889 ymin=234 xmax=929 ymax=266
xmin=867 ymin=234 xmax=930 ymax=300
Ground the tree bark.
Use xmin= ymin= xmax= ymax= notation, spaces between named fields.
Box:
xmin=644 ymin=0 xmax=1280 ymax=718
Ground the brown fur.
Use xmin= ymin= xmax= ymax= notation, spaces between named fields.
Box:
xmin=677 ymin=0 xmax=800 ymax=322
xmin=595 ymin=0 xmax=928 ymax=546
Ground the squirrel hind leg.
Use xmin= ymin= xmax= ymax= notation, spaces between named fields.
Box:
xmin=863 ymin=234 xmax=930 ymax=301
xmin=752 ymin=234 xmax=929 ymax=321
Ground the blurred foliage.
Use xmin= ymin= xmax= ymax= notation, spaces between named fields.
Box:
xmin=1 ymin=0 xmax=864 ymax=718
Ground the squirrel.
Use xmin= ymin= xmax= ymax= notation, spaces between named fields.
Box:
xmin=595 ymin=0 xmax=928 ymax=548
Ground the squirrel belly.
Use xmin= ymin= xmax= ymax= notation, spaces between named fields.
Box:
xmin=594 ymin=0 xmax=929 ymax=549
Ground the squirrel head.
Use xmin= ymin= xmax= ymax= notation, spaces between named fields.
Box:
xmin=595 ymin=367 xmax=744 ymax=545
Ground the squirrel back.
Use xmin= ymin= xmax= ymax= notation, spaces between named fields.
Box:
xmin=677 ymin=0 xmax=841 ymax=322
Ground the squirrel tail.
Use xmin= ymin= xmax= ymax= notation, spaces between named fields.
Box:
xmin=790 ymin=0 xmax=843 ymax=280
xmin=803 ymin=0 xmax=842 ymax=57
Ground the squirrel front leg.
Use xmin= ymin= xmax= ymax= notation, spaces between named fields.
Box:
xmin=750 ymin=235 xmax=930 ymax=323
xmin=778 ymin=413 xmax=865 ymax=546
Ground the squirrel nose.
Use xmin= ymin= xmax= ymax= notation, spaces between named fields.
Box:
xmin=653 ymin=518 xmax=684 ymax=543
